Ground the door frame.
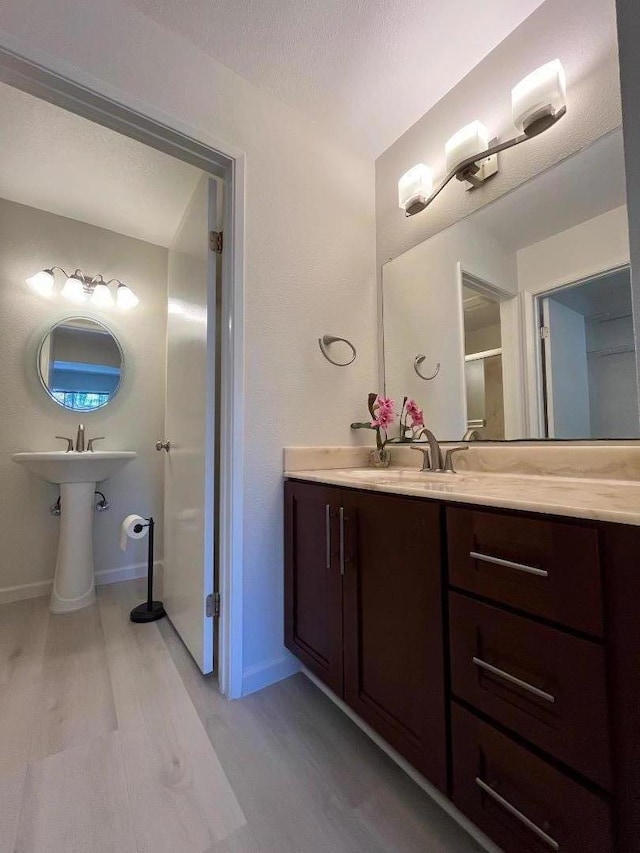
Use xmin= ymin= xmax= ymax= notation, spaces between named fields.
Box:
xmin=456 ymin=264 xmax=525 ymax=439
xmin=0 ymin=40 xmax=245 ymax=698
xmin=524 ymin=263 xmax=631 ymax=441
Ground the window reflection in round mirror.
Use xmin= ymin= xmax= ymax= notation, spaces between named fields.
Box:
xmin=37 ymin=317 xmax=124 ymax=412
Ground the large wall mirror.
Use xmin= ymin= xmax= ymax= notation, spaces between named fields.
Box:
xmin=38 ymin=317 xmax=124 ymax=412
xmin=382 ymin=128 xmax=637 ymax=440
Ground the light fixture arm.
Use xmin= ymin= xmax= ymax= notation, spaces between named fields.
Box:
xmin=405 ymin=105 xmax=566 ymax=217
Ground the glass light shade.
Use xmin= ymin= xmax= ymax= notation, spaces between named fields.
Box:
xmin=90 ymin=281 xmax=114 ymax=307
xmin=445 ymin=121 xmax=490 ymax=173
xmin=61 ymin=274 xmax=88 ymax=303
xmin=116 ymin=283 xmax=139 ymax=309
xmin=26 ymin=269 xmax=54 ymax=297
xmin=398 ymin=164 xmax=433 ymax=213
xmin=512 ymin=59 xmax=566 ymax=133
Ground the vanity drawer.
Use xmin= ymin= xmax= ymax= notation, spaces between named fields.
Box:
xmin=447 ymin=506 xmax=603 ymax=636
xmin=451 ymin=703 xmax=613 ymax=853
xmin=449 ymin=593 xmax=611 ymax=788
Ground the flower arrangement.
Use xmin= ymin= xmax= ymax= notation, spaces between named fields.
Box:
xmin=351 ymin=393 xmax=425 ymax=466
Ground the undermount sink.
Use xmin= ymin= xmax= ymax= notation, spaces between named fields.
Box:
xmin=12 ymin=450 xmax=137 ymax=484
xmin=12 ymin=450 xmax=137 ymax=614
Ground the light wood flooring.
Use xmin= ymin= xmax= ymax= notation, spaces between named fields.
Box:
xmin=0 ymin=579 xmax=483 ymax=853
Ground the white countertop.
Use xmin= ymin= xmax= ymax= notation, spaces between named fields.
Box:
xmin=284 ymin=467 xmax=640 ymax=526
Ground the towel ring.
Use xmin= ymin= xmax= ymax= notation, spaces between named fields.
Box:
xmin=414 ymin=354 xmax=441 ymax=381
xmin=319 ymin=334 xmax=356 ymax=367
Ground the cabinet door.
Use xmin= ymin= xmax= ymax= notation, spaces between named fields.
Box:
xmin=342 ymin=491 xmax=447 ymax=790
xmin=284 ymin=480 xmax=344 ymax=695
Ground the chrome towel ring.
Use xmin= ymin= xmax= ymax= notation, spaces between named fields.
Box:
xmin=414 ymin=354 xmax=441 ymax=381
xmin=319 ymin=335 xmax=356 ymax=367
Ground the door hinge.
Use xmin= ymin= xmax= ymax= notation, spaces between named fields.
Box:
xmin=539 ymin=325 xmax=550 ymax=340
xmin=206 ymin=592 xmax=221 ymax=618
xmin=209 ymin=231 xmax=223 ymax=254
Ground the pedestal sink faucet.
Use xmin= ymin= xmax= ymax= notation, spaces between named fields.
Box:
xmin=55 ymin=425 xmax=105 ymax=452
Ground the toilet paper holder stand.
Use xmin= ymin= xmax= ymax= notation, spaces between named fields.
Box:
xmin=130 ymin=516 xmax=166 ymax=623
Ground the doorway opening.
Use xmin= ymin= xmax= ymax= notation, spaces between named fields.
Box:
xmin=461 ymin=274 xmax=507 ymax=440
xmin=0 ymin=45 xmax=244 ymax=697
xmin=536 ymin=266 xmax=639 ymax=439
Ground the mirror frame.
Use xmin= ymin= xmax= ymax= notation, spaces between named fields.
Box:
xmin=36 ymin=315 xmax=125 ymax=412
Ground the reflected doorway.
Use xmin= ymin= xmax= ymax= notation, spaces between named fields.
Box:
xmin=538 ymin=266 xmax=639 ymax=438
xmin=462 ymin=277 xmax=506 ymax=440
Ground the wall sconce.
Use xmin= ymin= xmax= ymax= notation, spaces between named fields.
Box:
xmin=26 ymin=266 xmax=139 ymax=308
xmin=398 ymin=59 xmax=567 ymax=217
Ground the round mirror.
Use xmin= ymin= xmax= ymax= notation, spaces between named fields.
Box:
xmin=37 ymin=317 xmax=124 ymax=412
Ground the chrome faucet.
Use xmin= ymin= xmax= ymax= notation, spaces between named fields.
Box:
xmin=411 ymin=428 xmax=469 ymax=474
xmin=54 ymin=425 xmax=104 ymax=452
xmin=410 ymin=427 xmax=444 ymax=472
xmin=75 ymin=424 xmax=85 ymax=453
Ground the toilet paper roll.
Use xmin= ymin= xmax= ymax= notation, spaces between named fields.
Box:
xmin=120 ymin=514 xmax=149 ymax=551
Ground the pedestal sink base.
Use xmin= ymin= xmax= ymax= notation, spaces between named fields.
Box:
xmin=51 ymin=481 xmax=97 ymax=614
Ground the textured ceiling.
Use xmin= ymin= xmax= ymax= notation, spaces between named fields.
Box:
xmin=0 ymin=83 xmax=203 ymax=247
xmin=126 ymin=0 xmax=546 ymax=157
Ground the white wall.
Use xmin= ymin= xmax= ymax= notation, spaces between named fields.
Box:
xmin=0 ymin=196 xmax=168 ymax=596
xmin=516 ymin=206 xmax=630 ymax=293
xmin=0 ymin=0 xmax=377 ymax=694
xmin=382 ymin=218 xmax=518 ymax=440
xmin=376 ymin=0 xmax=622 ymax=275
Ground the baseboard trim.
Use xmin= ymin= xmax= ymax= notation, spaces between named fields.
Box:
xmin=302 ymin=668 xmax=501 ymax=853
xmin=0 ymin=561 xmax=161 ymax=605
xmin=242 ymin=652 xmax=301 ymax=696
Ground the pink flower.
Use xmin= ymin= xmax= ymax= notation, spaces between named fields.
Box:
xmin=371 ymin=395 xmax=396 ymax=429
xmin=406 ymin=399 xmax=424 ymax=427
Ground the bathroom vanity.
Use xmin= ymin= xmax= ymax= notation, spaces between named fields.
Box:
xmin=283 ymin=452 xmax=640 ymax=853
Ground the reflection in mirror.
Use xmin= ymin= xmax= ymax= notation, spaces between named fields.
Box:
xmin=462 ymin=278 xmax=505 ymax=440
xmin=539 ymin=266 xmax=638 ymax=438
xmin=38 ymin=317 xmax=123 ymax=412
xmin=382 ymin=129 xmax=637 ymax=440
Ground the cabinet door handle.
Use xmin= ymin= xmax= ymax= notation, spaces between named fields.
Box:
xmin=472 ymin=656 xmax=555 ymax=704
xmin=339 ymin=507 xmax=345 ymax=576
xmin=475 ymin=777 xmax=559 ymax=851
xmin=470 ymin=551 xmax=548 ymax=578
xmin=325 ymin=505 xmax=331 ymax=570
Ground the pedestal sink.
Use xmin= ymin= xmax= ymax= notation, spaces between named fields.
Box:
xmin=12 ymin=451 xmax=137 ymax=613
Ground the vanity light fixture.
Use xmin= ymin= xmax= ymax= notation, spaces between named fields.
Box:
xmin=399 ymin=59 xmax=567 ymax=217
xmin=26 ymin=269 xmax=55 ymax=297
xmin=25 ymin=266 xmax=139 ymax=308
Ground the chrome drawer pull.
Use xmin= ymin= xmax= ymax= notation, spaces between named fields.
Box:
xmin=339 ymin=507 xmax=345 ymax=576
xmin=475 ymin=777 xmax=559 ymax=851
xmin=470 ymin=551 xmax=548 ymax=578
xmin=472 ymin=657 xmax=555 ymax=704
xmin=325 ymin=505 xmax=331 ymax=570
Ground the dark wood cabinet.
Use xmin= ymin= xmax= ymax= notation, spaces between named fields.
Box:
xmin=284 ymin=481 xmax=344 ymax=694
xmin=284 ymin=478 xmax=640 ymax=853
xmin=449 ymin=592 xmax=611 ymax=788
xmin=342 ymin=491 xmax=447 ymax=789
xmin=451 ymin=703 xmax=613 ymax=853
xmin=447 ymin=506 xmax=603 ymax=636
xmin=284 ymin=480 xmax=447 ymax=791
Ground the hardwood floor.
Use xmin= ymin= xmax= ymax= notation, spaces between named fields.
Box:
xmin=0 ymin=580 xmax=483 ymax=853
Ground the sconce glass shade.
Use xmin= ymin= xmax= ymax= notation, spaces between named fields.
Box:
xmin=26 ymin=269 xmax=55 ymax=297
xmin=445 ymin=121 xmax=490 ymax=173
xmin=116 ymin=283 xmax=139 ymax=309
xmin=90 ymin=281 xmax=115 ymax=307
xmin=512 ymin=59 xmax=566 ymax=134
xmin=61 ymin=273 xmax=88 ymax=303
xmin=398 ymin=164 xmax=433 ymax=214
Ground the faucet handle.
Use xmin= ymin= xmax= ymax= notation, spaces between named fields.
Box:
xmin=87 ymin=437 xmax=105 ymax=452
xmin=55 ymin=436 xmax=74 ymax=452
xmin=410 ymin=445 xmax=432 ymax=472
xmin=443 ymin=446 xmax=468 ymax=473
